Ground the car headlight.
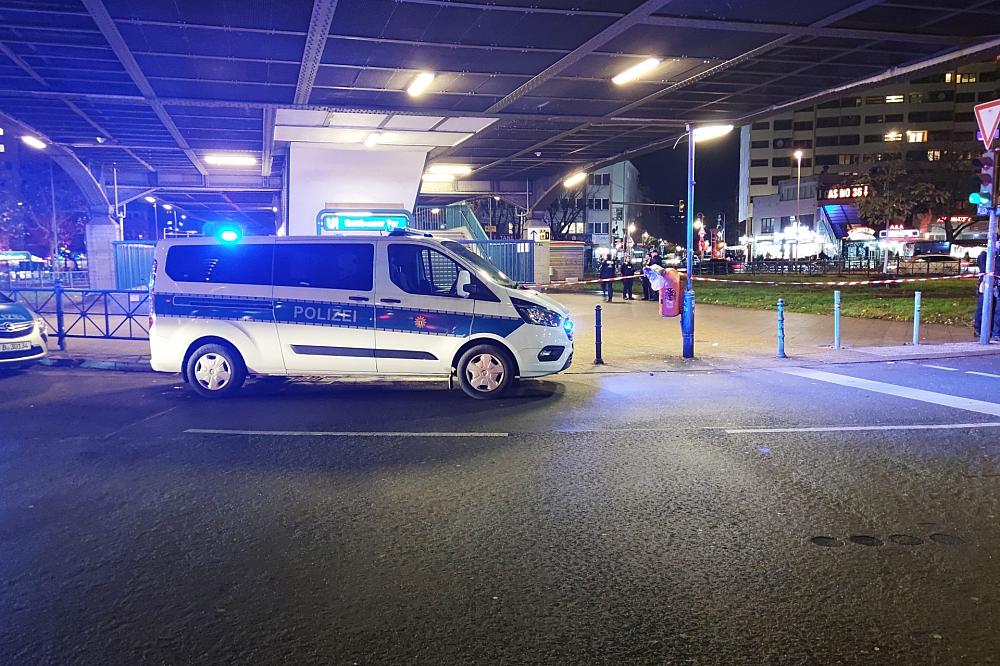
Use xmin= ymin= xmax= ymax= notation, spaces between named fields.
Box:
xmin=511 ymin=297 xmax=561 ymax=327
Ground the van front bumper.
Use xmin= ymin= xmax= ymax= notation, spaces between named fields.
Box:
xmin=516 ymin=340 xmax=574 ymax=378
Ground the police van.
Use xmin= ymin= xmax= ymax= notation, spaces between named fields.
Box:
xmin=149 ymin=212 xmax=573 ymax=399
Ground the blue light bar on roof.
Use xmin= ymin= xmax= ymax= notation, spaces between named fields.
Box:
xmin=317 ymin=209 xmax=409 ymax=233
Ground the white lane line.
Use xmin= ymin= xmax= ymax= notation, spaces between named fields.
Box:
xmin=922 ymin=364 xmax=958 ymax=371
xmin=726 ymin=422 xmax=1000 ymax=434
xmin=185 ymin=429 xmax=508 ymax=437
xmin=774 ymin=367 xmax=1000 ymax=418
xmin=967 ymin=371 xmax=1000 ymax=379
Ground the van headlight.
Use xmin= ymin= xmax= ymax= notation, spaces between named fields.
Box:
xmin=511 ymin=297 xmax=561 ymax=327
xmin=34 ymin=317 xmax=46 ymax=334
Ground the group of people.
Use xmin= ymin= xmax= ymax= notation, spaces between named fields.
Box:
xmin=975 ymin=240 xmax=1000 ymax=341
xmin=597 ymin=250 xmax=665 ymax=303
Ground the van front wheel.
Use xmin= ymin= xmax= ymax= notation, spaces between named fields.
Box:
xmin=457 ymin=344 xmax=515 ymax=399
xmin=186 ymin=343 xmax=246 ymax=398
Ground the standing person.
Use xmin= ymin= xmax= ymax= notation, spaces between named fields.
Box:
xmin=599 ymin=255 xmax=616 ymax=303
xmin=621 ymin=259 xmax=635 ymax=300
xmin=641 ymin=251 xmax=653 ymax=300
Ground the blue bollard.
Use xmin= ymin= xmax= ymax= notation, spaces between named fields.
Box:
xmin=912 ymin=291 xmax=922 ymax=346
xmin=594 ymin=304 xmax=604 ymax=365
xmin=833 ymin=290 xmax=841 ymax=350
xmin=776 ymin=298 xmax=787 ymax=359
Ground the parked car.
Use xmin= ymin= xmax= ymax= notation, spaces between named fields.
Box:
xmin=0 ymin=293 xmax=48 ymax=369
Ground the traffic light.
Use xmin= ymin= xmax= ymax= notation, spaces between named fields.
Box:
xmin=970 ymin=152 xmax=996 ymax=207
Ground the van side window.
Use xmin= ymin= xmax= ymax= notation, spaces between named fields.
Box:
xmin=165 ymin=244 xmax=273 ymax=285
xmin=274 ymin=243 xmax=374 ymax=291
xmin=388 ymin=244 xmax=462 ymax=297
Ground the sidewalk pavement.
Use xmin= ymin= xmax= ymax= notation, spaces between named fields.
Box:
xmin=39 ymin=292 xmax=999 ymax=374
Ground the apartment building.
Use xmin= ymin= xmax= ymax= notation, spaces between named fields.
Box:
xmin=565 ymin=160 xmax=640 ymax=247
xmin=737 ymin=59 xmax=1000 ymax=233
xmin=0 ymin=125 xmax=22 ymax=197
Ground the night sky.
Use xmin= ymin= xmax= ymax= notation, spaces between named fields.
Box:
xmin=632 ymin=132 xmax=741 ymax=244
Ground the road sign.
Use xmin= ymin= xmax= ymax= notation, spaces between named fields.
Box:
xmin=974 ymin=99 xmax=1000 ymax=151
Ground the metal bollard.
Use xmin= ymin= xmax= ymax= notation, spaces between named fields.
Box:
xmin=833 ymin=290 xmax=841 ymax=350
xmin=776 ymin=298 xmax=787 ymax=359
xmin=594 ymin=304 xmax=604 ymax=365
xmin=54 ymin=278 xmax=66 ymax=352
xmin=912 ymin=291 xmax=922 ymax=346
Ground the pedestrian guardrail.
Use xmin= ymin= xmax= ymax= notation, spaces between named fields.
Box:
xmin=2 ymin=281 xmax=150 ymax=350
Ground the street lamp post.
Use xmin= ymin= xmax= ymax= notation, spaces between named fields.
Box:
xmin=682 ymin=123 xmax=733 ymax=359
xmin=793 ymin=149 xmax=803 ymax=264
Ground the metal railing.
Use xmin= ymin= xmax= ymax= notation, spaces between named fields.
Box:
xmin=1 ymin=270 xmax=90 ymax=290
xmin=413 ymin=204 xmax=490 ymax=240
xmin=3 ymin=281 xmax=150 ymax=349
xmin=457 ymin=239 xmax=535 ymax=283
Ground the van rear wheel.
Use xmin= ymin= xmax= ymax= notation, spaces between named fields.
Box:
xmin=456 ymin=344 xmax=515 ymax=399
xmin=186 ymin=343 xmax=245 ymax=398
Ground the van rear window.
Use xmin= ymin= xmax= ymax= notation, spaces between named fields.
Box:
xmin=165 ymin=244 xmax=273 ymax=285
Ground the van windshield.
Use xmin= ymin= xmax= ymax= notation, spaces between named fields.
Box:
xmin=441 ymin=241 xmax=519 ymax=289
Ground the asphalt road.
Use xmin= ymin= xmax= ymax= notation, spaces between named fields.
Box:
xmin=3 ymin=355 xmax=1000 ymax=665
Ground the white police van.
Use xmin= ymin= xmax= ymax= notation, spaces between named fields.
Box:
xmin=149 ymin=212 xmax=573 ymax=399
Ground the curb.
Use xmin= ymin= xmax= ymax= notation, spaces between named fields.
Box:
xmin=40 ymin=356 xmax=153 ymax=372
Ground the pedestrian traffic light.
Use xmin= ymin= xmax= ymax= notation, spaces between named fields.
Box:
xmin=970 ymin=153 xmax=996 ymax=207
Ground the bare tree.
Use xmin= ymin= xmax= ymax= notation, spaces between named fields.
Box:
xmin=542 ymin=188 xmax=584 ymax=240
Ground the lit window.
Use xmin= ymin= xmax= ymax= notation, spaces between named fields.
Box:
xmin=885 ymin=95 xmax=904 ymax=103
xmin=926 ymin=150 xmax=942 ymax=161
xmin=884 ymin=130 xmax=902 ymax=142
xmin=0 ymin=127 xmax=4 ymax=136
xmin=957 ymin=73 xmax=977 ymax=84
xmin=945 ymin=72 xmax=953 ymax=83
xmin=0 ymin=144 xmax=4 ymax=153
xmin=906 ymin=130 xmax=927 ymax=143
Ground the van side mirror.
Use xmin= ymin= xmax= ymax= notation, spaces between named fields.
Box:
xmin=456 ymin=270 xmax=473 ymax=298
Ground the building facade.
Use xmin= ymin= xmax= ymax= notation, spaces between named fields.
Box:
xmin=0 ymin=125 xmax=22 ymax=197
xmin=565 ymin=160 xmax=640 ymax=248
xmin=738 ymin=59 xmax=1000 ymax=227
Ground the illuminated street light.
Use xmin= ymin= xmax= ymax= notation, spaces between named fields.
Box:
xmin=21 ymin=135 xmax=47 ymax=150
xmin=422 ymin=173 xmax=455 ymax=183
xmin=692 ymin=124 xmax=734 ymax=142
xmin=144 ymin=196 xmax=156 ymax=204
xmin=612 ymin=57 xmax=661 ymax=85
xmin=427 ymin=164 xmax=472 ymax=175
xmin=162 ymin=203 xmax=173 ymax=211
xmin=563 ymin=171 xmax=587 ymax=188
xmin=681 ymin=123 xmax=734 ymax=359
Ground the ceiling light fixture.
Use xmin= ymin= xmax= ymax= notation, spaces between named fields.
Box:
xmin=427 ymin=164 xmax=472 ymax=175
xmin=612 ymin=57 xmax=661 ymax=85
xmin=563 ymin=171 xmax=587 ymax=188
xmin=204 ymin=153 xmax=257 ymax=166
xmin=407 ymin=71 xmax=436 ymax=97
xmin=20 ymin=135 xmax=46 ymax=150
xmin=422 ymin=173 xmax=456 ymax=183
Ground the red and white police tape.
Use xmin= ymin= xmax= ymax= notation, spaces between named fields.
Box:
xmin=527 ymin=272 xmax=991 ymax=290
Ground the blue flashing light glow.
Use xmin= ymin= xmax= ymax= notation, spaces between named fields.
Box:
xmin=320 ymin=212 xmax=408 ymax=232
xmin=218 ymin=227 xmax=242 ymax=243
xmin=562 ymin=318 xmax=574 ymax=333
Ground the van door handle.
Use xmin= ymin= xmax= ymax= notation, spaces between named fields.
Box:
xmin=380 ymin=298 xmax=401 ymax=304
xmin=349 ymin=296 xmax=370 ymax=302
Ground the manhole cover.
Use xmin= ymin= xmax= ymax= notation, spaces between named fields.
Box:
xmin=888 ymin=534 xmax=923 ymax=546
xmin=929 ymin=533 xmax=962 ymax=545
xmin=849 ymin=535 xmax=884 ymax=547
xmin=810 ymin=536 xmax=844 ymax=547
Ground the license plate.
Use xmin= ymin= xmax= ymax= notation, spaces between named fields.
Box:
xmin=0 ymin=342 xmax=31 ymax=352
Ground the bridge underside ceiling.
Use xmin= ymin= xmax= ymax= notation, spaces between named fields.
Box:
xmin=0 ymin=0 xmax=996 ymax=211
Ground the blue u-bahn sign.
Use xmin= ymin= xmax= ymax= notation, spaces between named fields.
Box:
xmin=316 ymin=209 xmax=410 ymax=234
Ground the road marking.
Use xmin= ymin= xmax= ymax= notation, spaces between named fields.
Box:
xmin=774 ymin=367 xmax=1000 ymax=417
xmin=725 ymin=422 xmax=1000 ymax=434
xmin=185 ymin=429 xmax=508 ymax=437
xmin=922 ymin=364 xmax=958 ymax=371
xmin=967 ymin=371 xmax=1000 ymax=379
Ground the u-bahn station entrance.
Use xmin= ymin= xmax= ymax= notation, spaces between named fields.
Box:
xmin=0 ymin=1 xmax=997 ymax=289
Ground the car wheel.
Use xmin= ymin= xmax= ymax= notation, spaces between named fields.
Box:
xmin=457 ymin=344 xmax=515 ymax=399
xmin=186 ymin=343 xmax=245 ymax=398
